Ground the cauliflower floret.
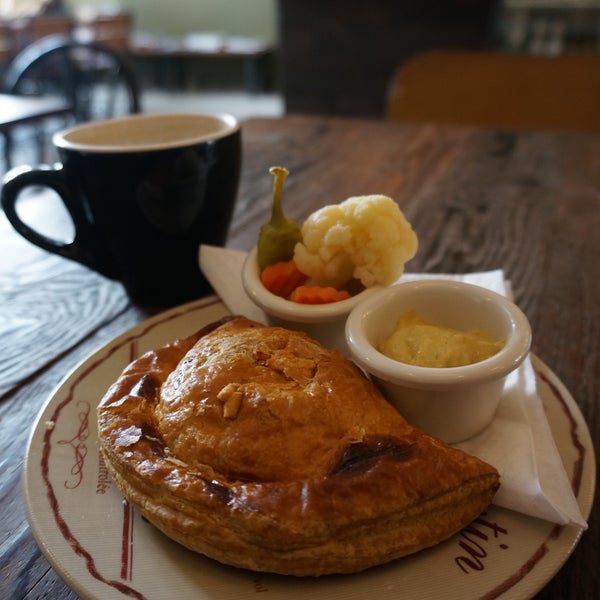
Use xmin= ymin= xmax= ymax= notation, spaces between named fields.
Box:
xmin=293 ymin=195 xmax=418 ymax=288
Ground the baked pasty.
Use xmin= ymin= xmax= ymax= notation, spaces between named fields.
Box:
xmin=97 ymin=316 xmax=499 ymax=576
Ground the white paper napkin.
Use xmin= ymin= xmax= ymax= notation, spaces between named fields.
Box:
xmin=199 ymin=245 xmax=587 ymax=528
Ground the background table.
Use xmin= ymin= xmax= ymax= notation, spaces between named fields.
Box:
xmin=0 ymin=114 xmax=597 ymax=598
xmin=0 ymin=93 xmax=71 ymax=168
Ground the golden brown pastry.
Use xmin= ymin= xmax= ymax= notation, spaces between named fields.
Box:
xmin=97 ymin=316 xmax=499 ymax=576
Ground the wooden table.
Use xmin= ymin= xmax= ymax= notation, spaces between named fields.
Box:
xmin=129 ymin=36 xmax=272 ymax=92
xmin=0 ymin=93 xmax=72 ymax=168
xmin=0 ymin=115 xmax=597 ymax=598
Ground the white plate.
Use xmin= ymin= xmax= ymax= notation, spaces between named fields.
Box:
xmin=23 ymin=296 xmax=595 ymax=600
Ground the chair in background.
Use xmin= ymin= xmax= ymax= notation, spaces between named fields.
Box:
xmin=386 ymin=50 xmax=600 ymax=134
xmin=0 ymin=34 xmax=141 ymax=168
xmin=3 ymin=34 xmax=141 ymax=121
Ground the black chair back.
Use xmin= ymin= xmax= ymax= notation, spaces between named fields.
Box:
xmin=2 ymin=34 xmax=141 ymax=122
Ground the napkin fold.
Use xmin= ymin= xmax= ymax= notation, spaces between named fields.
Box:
xmin=199 ymin=245 xmax=587 ymax=529
xmin=401 ymin=271 xmax=587 ymax=529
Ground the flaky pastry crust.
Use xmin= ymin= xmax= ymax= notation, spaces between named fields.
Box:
xmin=97 ymin=316 xmax=499 ymax=576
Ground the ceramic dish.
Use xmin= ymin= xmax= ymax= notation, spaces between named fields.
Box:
xmin=346 ymin=280 xmax=532 ymax=442
xmin=23 ymin=296 xmax=595 ymax=600
xmin=241 ymin=246 xmax=383 ymax=353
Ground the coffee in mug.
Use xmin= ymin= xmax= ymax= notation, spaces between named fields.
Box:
xmin=1 ymin=113 xmax=241 ymax=306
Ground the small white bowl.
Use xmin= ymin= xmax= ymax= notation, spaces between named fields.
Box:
xmin=345 ymin=279 xmax=532 ymax=443
xmin=242 ymin=247 xmax=383 ymax=353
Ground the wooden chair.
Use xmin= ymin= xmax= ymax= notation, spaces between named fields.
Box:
xmin=386 ymin=50 xmax=600 ymax=134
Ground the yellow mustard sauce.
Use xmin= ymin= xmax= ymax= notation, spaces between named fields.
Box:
xmin=378 ymin=310 xmax=505 ymax=368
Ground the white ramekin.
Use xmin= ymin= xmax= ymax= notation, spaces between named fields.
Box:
xmin=242 ymin=247 xmax=383 ymax=353
xmin=345 ymin=279 xmax=532 ymax=443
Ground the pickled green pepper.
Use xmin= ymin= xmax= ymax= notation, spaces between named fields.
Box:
xmin=257 ymin=166 xmax=302 ymax=270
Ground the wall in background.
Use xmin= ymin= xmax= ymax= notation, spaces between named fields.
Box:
xmin=279 ymin=0 xmax=496 ymax=117
xmin=64 ymin=0 xmax=279 ymax=44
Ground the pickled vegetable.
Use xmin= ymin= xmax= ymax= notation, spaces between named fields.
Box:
xmin=260 ymin=259 xmax=308 ymax=298
xmin=257 ymin=167 xmax=302 ymax=270
xmin=290 ymin=286 xmax=351 ymax=304
xmin=294 ymin=195 xmax=418 ymax=288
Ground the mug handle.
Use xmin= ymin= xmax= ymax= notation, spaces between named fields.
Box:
xmin=1 ymin=165 xmax=118 ymax=278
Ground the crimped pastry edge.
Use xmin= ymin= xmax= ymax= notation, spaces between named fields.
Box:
xmin=102 ymin=447 xmax=498 ymax=576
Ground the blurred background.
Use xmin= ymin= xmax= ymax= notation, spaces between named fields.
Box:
xmin=2 ymin=0 xmax=600 ymax=172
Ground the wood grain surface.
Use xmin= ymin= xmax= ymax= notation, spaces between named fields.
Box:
xmin=0 ymin=115 xmax=598 ymax=599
